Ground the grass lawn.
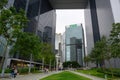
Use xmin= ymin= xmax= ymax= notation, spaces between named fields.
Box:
xmin=76 ymin=69 xmax=120 ymax=79
xmin=40 ymin=71 xmax=91 ymax=80
xmin=77 ymin=69 xmax=107 ymax=78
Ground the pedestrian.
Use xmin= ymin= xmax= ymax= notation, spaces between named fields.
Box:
xmin=11 ymin=67 xmax=14 ymax=78
xmin=46 ymin=68 xmax=49 ymax=73
xmin=44 ymin=67 xmax=46 ymax=73
xmin=13 ymin=66 xmax=18 ymax=78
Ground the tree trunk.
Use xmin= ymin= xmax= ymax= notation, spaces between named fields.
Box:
xmin=49 ymin=59 xmax=51 ymax=71
xmin=108 ymin=59 xmax=114 ymax=79
xmin=1 ymin=45 xmax=10 ymax=77
xmin=0 ymin=44 xmax=7 ymax=68
xmin=29 ymin=54 xmax=32 ymax=73
xmin=114 ymin=58 xmax=116 ymax=68
xmin=42 ymin=58 xmax=44 ymax=71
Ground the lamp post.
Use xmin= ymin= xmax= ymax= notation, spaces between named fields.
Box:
xmin=42 ymin=57 xmax=44 ymax=72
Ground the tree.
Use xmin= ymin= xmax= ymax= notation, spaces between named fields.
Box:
xmin=37 ymin=43 xmax=55 ymax=64
xmin=84 ymin=55 xmax=91 ymax=67
xmin=109 ymin=23 xmax=120 ymax=58
xmin=88 ymin=36 xmax=107 ymax=68
xmin=109 ymin=23 xmax=120 ymax=68
xmin=0 ymin=6 xmax=28 ymax=76
xmin=10 ymin=32 xmax=41 ymax=60
xmin=36 ymin=43 xmax=55 ymax=70
xmin=10 ymin=32 xmax=42 ymax=73
xmin=0 ymin=0 xmax=7 ymax=9
xmin=63 ymin=61 xmax=81 ymax=68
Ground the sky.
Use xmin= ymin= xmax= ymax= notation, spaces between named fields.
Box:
xmin=56 ymin=9 xmax=85 ymax=34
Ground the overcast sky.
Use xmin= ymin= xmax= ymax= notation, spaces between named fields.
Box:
xmin=56 ymin=9 xmax=85 ymax=34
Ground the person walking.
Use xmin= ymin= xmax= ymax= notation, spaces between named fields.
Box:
xmin=13 ymin=66 xmax=18 ymax=78
xmin=11 ymin=67 xmax=14 ymax=78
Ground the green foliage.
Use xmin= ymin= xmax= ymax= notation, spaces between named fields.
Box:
xmin=0 ymin=0 xmax=7 ymax=9
xmin=86 ymin=36 xmax=108 ymax=67
xmin=18 ymin=67 xmax=29 ymax=74
xmin=109 ymin=23 xmax=120 ymax=58
xmin=84 ymin=55 xmax=91 ymax=66
xmin=10 ymin=32 xmax=41 ymax=59
xmin=0 ymin=5 xmax=28 ymax=75
xmin=0 ymin=67 xmax=40 ymax=74
xmin=18 ymin=67 xmax=40 ymax=74
xmin=41 ymin=71 xmax=91 ymax=80
xmin=36 ymin=43 xmax=55 ymax=64
xmin=63 ymin=61 xmax=81 ymax=68
xmin=77 ymin=69 xmax=112 ymax=79
xmin=85 ymin=23 xmax=120 ymax=69
xmin=0 ymin=7 xmax=28 ymax=45
xmin=10 ymin=32 xmax=55 ymax=64
xmin=0 ymin=68 xmax=11 ymax=73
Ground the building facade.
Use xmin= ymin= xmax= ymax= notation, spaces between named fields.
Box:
xmin=61 ymin=32 xmax=66 ymax=62
xmin=55 ymin=33 xmax=63 ymax=67
xmin=13 ymin=0 xmax=56 ymax=50
xmin=85 ymin=0 xmax=120 ymax=68
xmin=0 ymin=0 xmax=56 ymax=67
xmin=1 ymin=0 xmax=120 ymax=68
xmin=65 ymin=24 xmax=85 ymax=66
xmin=55 ymin=33 xmax=62 ymax=50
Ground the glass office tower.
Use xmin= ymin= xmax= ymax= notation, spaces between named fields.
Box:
xmin=0 ymin=0 xmax=56 ymax=67
xmin=65 ymin=24 xmax=85 ymax=66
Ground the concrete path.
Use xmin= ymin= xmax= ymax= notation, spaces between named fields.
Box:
xmin=69 ymin=70 xmax=105 ymax=80
xmin=1 ymin=71 xmax=62 ymax=80
xmin=1 ymin=70 xmax=119 ymax=80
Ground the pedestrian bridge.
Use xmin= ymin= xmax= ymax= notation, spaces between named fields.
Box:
xmin=49 ymin=0 xmax=88 ymax=9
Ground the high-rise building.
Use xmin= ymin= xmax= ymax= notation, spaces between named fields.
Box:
xmin=6 ymin=0 xmax=56 ymax=51
xmin=65 ymin=24 xmax=85 ymax=66
xmin=1 ymin=0 xmax=120 ymax=68
xmin=55 ymin=33 xmax=62 ymax=50
xmin=55 ymin=33 xmax=63 ymax=63
xmin=61 ymin=32 xmax=66 ymax=62
xmin=70 ymin=37 xmax=83 ymax=65
xmin=13 ymin=0 xmax=56 ymax=49
xmin=0 ymin=0 xmax=56 ymax=67
xmin=85 ymin=0 xmax=120 ymax=68
xmin=85 ymin=0 xmax=114 ymax=55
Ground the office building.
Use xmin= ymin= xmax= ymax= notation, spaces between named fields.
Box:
xmin=55 ymin=33 xmax=63 ymax=66
xmin=84 ymin=0 xmax=120 ymax=68
xmin=65 ymin=24 xmax=85 ymax=66
xmin=61 ymin=32 xmax=66 ymax=62
xmin=0 ymin=0 xmax=56 ymax=67
xmin=1 ymin=0 xmax=120 ymax=68
xmin=70 ymin=37 xmax=83 ymax=65
xmin=13 ymin=0 xmax=56 ymax=49
xmin=55 ymin=33 xmax=62 ymax=50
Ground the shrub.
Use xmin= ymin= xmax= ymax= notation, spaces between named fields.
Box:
xmin=18 ymin=67 xmax=40 ymax=74
xmin=63 ymin=61 xmax=81 ymax=68
xmin=18 ymin=67 xmax=29 ymax=74
xmin=0 ymin=68 xmax=11 ymax=73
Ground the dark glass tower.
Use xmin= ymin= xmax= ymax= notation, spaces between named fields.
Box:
xmin=13 ymin=0 xmax=56 ymax=48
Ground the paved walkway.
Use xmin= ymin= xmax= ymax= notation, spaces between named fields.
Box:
xmin=1 ymin=70 xmax=119 ymax=80
xmin=69 ymin=70 xmax=105 ymax=80
xmin=1 ymin=71 xmax=62 ymax=80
